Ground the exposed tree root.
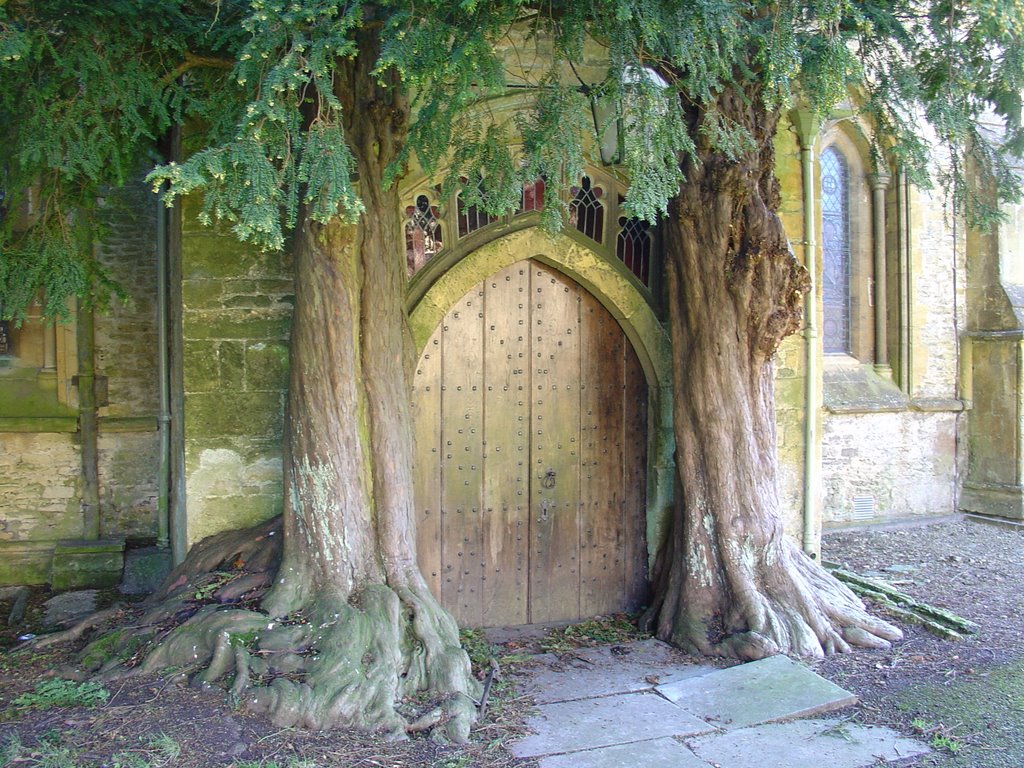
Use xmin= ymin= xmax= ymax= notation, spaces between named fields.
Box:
xmin=22 ymin=605 xmax=124 ymax=651
xmin=240 ymin=582 xmax=478 ymax=741
xmin=25 ymin=518 xmax=479 ymax=743
xmin=827 ymin=566 xmax=978 ymax=639
xmin=644 ymin=535 xmax=903 ymax=661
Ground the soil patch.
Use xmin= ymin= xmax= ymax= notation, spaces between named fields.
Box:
xmin=1 ymin=515 xmax=1020 ymax=767
xmin=0 ymin=590 xmax=536 ymax=768
xmin=817 ymin=516 xmax=1024 ymax=767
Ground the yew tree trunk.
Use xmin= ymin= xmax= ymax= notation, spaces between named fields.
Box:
xmin=643 ymin=85 xmax=902 ymax=659
xmin=252 ymin=31 xmax=478 ymax=738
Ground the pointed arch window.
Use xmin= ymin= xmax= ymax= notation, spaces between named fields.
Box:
xmin=569 ymin=176 xmax=605 ymax=244
xmin=821 ymin=146 xmax=851 ymax=354
xmin=405 ymin=194 xmax=443 ymax=276
xmin=456 ymin=177 xmax=496 ymax=238
xmin=616 ymin=195 xmax=653 ymax=287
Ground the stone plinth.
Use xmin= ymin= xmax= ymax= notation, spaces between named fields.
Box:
xmin=50 ymin=539 xmax=125 ymax=590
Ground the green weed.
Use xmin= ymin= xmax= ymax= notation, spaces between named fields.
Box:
xmin=432 ymin=755 xmax=472 ymax=768
xmin=0 ymin=735 xmax=76 ymax=768
xmin=0 ymin=736 xmax=24 ymax=768
xmin=910 ymin=717 xmax=964 ymax=755
xmin=459 ymin=628 xmax=497 ymax=669
xmin=540 ymin=615 xmax=645 ymax=653
xmin=229 ymin=629 xmax=260 ymax=649
xmin=192 ymin=571 xmax=235 ymax=600
xmin=13 ymin=679 xmax=109 ymax=710
xmin=930 ymin=733 xmax=964 ymax=754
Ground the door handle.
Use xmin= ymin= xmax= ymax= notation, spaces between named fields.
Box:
xmin=541 ymin=469 xmax=556 ymax=489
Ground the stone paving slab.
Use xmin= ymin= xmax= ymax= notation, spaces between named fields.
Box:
xmin=538 ymin=737 xmax=711 ymax=768
xmin=657 ymin=654 xmax=857 ymax=729
xmin=515 ymin=639 xmax=716 ymax=704
xmin=688 ymin=718 xmax=930 ymax=768
xmin=42 ymin=590 xmax=99 ymax=627
xmin=510 ymin=690 xmax=715 ymax=758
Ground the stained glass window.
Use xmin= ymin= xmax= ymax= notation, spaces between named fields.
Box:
xmin=616 ymin=205 xmax=652 ymax=286
xmin=406 ymin=194 xmax=442 ymax=276
xmin=821 ymin=147 xmax=851 ymax=354
xmin=518 ymin=178 xmax=545 ymax=214
xmin=569 ymin=177 xmax=604 ymax=244
xmin=457 ymin=178 xmax=496 ymax=238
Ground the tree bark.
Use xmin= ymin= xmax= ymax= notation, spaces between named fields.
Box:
xmin=642 ymin=84 xmax=903 ymax=659
xmin=93 ymin=29 xmax=479 ymax=741
xmin=251 ymin=29 xmax=479 ymax=739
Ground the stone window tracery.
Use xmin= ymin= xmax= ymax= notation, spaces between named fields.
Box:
xmin=405 ymin=194 xmax=443 ymax=276
xmin=569 ymin=176 xmax=604 ymax=244
xmin=616 ymin=199 xmax=652 ymax=287
xmin=456 ymin=179 xmax=496 ymax=239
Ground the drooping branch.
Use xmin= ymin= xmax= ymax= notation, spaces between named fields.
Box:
xmin=159 ymin=52 xmax=234 ymax=85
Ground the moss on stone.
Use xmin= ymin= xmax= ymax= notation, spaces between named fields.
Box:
xmin=245 ymin=341 xmax=290 ymax=392
xmin=897 ymin=659 xmax=1024 ymax=767
xmin=182 ymin=340 xmax=220 ymax=393
xmin=185 ymin=314 xmax=291 ymax=341
xmin=0 ymin=369 xmax=77 ymax=418
xmin=185 ymin=392 xmax=284 ymax=438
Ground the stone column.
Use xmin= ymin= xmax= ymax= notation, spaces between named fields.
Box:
xmin=789 ymin=108 xmax=822 ymax=558
xmin=43 ymin=323 xmax=57 ymax=371
xmin=870 ymin=170 xmax=892 ymax=378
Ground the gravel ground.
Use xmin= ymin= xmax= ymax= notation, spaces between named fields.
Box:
xmin=817 ymin=515 xmax=1024 ymax=768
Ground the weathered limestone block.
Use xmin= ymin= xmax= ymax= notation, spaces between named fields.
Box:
xmin=962 ymin=334 xmax=1024 ymax=519
xmin=180 ymin=196 xmax=293 ymax=546
xmin=50 ymin=539 xmax=125 ymax=591
xmin=821 ymin=409 xmax=958 ymax=524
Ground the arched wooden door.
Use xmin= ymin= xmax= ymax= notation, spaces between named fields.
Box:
xmin=412 ymin=259 xmax=648 ymax=627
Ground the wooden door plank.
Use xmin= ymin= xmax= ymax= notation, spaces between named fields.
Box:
xmin=623 ymin=343 xmax=650 ymax=610
xmin=579 ymin=294 xmax=627 ymax=616
xmin=440 ymin=288 xmax=485 ymax=626
xmin=481 ymin=264 xmax=530 ymax=626
xmin=412 ymin=328 xmax=443 ymax=600
xmin=529 ymin=262 xmax=582 ymax=624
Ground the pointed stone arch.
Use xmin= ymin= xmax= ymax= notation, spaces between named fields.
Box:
xmin=407 ymin=227 xmax=676 ymax=618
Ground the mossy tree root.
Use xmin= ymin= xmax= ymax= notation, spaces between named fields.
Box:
xmin=246 ymin=584 xmax=478 ymax=741
xmin=57 ymin=515 xmax=478 ymax=742
xmin=646 ymin=535 xmax=903 ymax=661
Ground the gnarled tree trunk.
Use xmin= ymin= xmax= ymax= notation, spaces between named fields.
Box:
xmin=250 ymin=31 xmax=479 ymax=739
xmin=87 ymin=30 xmax=479 ymax=742
xmin=642 ymin=85 xmax=903 ymax=660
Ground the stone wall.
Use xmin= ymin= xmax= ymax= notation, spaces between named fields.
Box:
xmin=822 ymin=410 xmax=958 ymax=523
xmin=909 ymin=184 xmax=965 ymax=398
xmin=0 ymin=432 xmax=82 ymax=583
xmin=96 ymin=179 xmax=161 ymax=418
xmin=98 ymin=430 xmax=160 ymax=539
xmin=819 ymin=181 xmax=964 ymax=526
xmin=95 ymin=175 xmax=161 ymax=537
xmin=180 ymin=196 xmax=292 ymax=546
xmin=771 ymin=115 xmax=965 ymax=534
xmin=0 ymin=174 xmax=162 ymax=586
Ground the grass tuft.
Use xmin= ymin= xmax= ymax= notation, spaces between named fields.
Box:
xmin=13 ymin=679 xmax=109 ymax=711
